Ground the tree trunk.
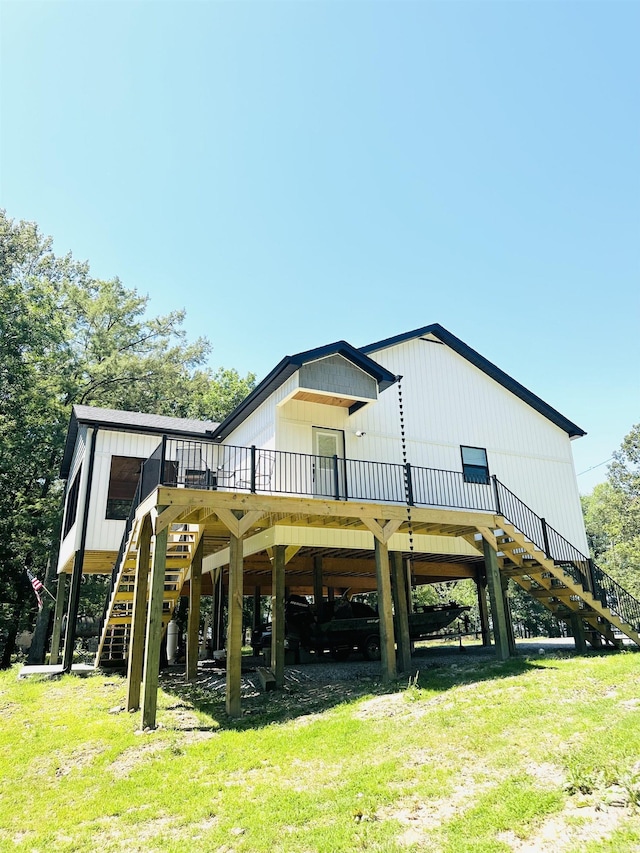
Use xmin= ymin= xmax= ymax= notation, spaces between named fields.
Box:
xmin=28 ymin=556 xmax=58 ymax=664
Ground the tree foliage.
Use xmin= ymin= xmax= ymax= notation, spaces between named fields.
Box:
xmin=582 ymin=425 xmax=640 ymax=600
xmin=0 ymin=211 xmax=255 ymax=664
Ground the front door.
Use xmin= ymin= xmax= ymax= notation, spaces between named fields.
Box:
xmin=312 ymin=427 xmax=345 ymax=498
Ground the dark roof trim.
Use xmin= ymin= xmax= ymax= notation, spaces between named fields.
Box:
xmin=361 ymin=323 xmax=586 ymax=438
xmin=213 ymin=341 xmax=398 ymax=441
xmin=60 ymin=405 xmax=219 ymax=479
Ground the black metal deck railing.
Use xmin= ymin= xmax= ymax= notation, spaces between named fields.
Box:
xmin=101 ymin=437 xmax=640 ymax=645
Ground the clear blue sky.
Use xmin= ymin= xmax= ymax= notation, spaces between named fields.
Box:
xmin=1 ymin=1 xmax=638 ymax=493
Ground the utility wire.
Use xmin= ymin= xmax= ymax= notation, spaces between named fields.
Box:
xmin=577 ymin=457 xmax=613 ymax=477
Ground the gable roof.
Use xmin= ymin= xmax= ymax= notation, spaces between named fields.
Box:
xmin=213 ymin=340 xmax=398 ymax=441
xmin=60 ymin=405 xmax=218 ymax=478
xmin=361 ymin=323 xmax=586 ymax=438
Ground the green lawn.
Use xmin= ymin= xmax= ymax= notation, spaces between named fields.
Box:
xmin=1 ymin=650 xmax=639 ymax=852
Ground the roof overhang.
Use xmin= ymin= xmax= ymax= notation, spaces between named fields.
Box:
xmin=361 ymin=323 xmax=586 ymax=439
xmin=60 ymin=405 xmax=219 ymax=479
xmin=213 ymin=341 xmax=397 ymax=441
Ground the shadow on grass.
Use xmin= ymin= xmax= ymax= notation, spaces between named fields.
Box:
xmin=154 ymin=644 xmax=587 ymax=733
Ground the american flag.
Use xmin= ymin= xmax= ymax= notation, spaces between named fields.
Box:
xmin=26 ymin=568 xmax=44 ymax=610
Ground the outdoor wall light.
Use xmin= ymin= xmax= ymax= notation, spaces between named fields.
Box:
xmin=355 ymin=430 xmax=366 ymax=437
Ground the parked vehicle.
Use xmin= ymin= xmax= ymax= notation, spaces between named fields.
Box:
xmin=252 ymin=596 xmax=470 ymax=662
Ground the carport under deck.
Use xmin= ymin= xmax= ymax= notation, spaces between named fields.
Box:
xmin=93 ymin=481 xmax=640 ymax=731
xmin=113 ymin=487 xmax=502 ymax=725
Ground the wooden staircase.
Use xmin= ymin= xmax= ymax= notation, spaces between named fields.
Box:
xmin=96 ymin=521 xmax=202 ymax=667
xmin=490 ymin=521 xmax=640 ymax=648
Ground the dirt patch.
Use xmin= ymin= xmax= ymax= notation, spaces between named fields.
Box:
xmin=524 ymin=762 xmax=565 ymax=788
xmin=355 ymin=693 xmax=409 ymax=720
xmin=498 ymin=799 xmax=628 ymax=852
xmin=378 ymin=773 xmax=498 ymax=847
xmin=108 ymin=740 xmax=169 ymax=778
xmin=54 ymin=742 xmax=106 ymax=777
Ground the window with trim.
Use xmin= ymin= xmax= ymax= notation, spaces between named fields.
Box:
xmin=461 ymin=446 xmax=490 ymax=484
xmin=106 ymin=456 xmax=145 ymax=520
xmin=63 ymin=466 xmax=82 ymax=538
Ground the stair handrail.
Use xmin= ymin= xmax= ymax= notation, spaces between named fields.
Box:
xmin=493 ymin=476 xmax=640 ymax=633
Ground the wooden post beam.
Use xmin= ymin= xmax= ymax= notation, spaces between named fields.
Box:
xmin=476 ymin=571 xmax=491 ymax=647
xmin=226 ymin=532 xmax=244 ymax=717
xmin=482 ymin=537 xmax=510 ymax=661
xmin=126 ymin=515 xmax=152 ymax=711
xmin=48 ymin=573 xmax=67 ymax=665
xmin=405 ymin=558 xmax=413 ymax=613
xmin=271 ymin=545 xmax=286 ymax=689
xmin=253 ymin=585 xmax=262 ymax=631
xmin=570 ymin=612 xmax=588 ymax=654
xmin=62 ymin=550 xmax=83 ymax=673
xmin=141 ymin=526 xmax=168 ymax=729
xmin=313 ymin=556 xmax=323 ymax=613
xmin=374 ymin=538 xmax=396 ymax=682
xmin=391 ymin=552 xmax=411 ymax=673
xmin=362 ymin=518 xmax=403 ymax=545
xmin=186 ymin=535 xmax=203 ymax=682
xmin=501 ymin=575 xmax=517 ymax=656
xmin=216 ymin=508 xmax=266 ymax=539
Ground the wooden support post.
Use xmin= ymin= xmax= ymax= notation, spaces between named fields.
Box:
xmin=313 ymin=556 xmax=323 ymax=614
xmin=405 ymin=559 xmax=413 ymax=613
xmin=391 ymin=552 xmax=411 ymax=673
xmin=210 ymin=569 xmax=220 ymax=652
xmin=476 ymin=572 xmax=491 ymax=647
xmin=126 ymin=516 xmax=152 ymax=711
xmin=570 ymin=612 xmax=588 ymax=654
xmin=186 ymin=536 xmax=203 ymax=682
xmin=253 ymin=586 xmax=262 ymax=631
xmin=141 ymin=527 xmax=168 ymax=730
xmin=226 ymin=532 xmax=244 ymax=718
xmin=271 ymin=545 xmax=286 ymax=689
xmin=48 ymin=573 xmax=67 ymax=665
xmin=482 ymin=538 xmax=510 ymax=661
xmin=62 ymin=550 xmax=83 ymax=672
xmin=501 ymin=576 xmax=517 ymax=655
xmin=374 ymin=538 xmax=397 ymax=682
xmin=327 ymin=586 xmax=335 ymax=602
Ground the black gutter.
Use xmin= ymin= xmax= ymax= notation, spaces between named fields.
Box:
xmin=62 ymin=426 xmax=98 ymax=673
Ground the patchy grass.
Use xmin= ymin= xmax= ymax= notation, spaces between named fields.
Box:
xmin=1 ymin=650 xmax=639 ymax=852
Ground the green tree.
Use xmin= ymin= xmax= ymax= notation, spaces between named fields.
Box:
xmin=582 ymin=425 xmax=640 ymax=600
xmin=0 ymin=211 xmax=255 ymax=665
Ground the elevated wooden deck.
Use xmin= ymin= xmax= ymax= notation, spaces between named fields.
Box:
xmin=93 ymin=482 xmax=640 ymax=729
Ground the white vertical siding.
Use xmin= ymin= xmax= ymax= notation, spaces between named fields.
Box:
xmin=360 ymin=338 xmax=587 ymax=551
xmin=84 ymin=430 xmax=166 ymax=553
xmin=216 ymin=335 xmax=587 ymax=551
xmin=225 ymin=374 xmax=299 ymax=450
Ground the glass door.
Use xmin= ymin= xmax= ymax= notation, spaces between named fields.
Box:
xmin=312 ymin=427 xmax=346 ymax=498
